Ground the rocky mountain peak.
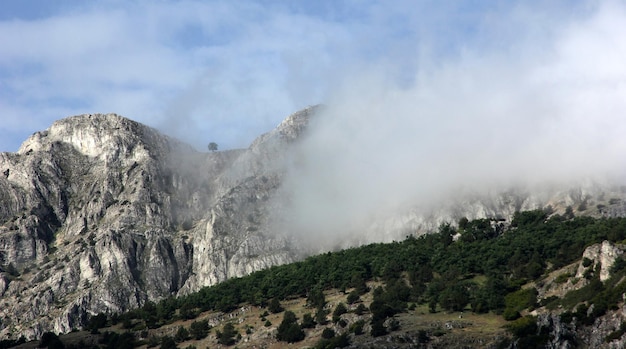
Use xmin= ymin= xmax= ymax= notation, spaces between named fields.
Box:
xmin=0 ymin=109 xmax=312 ymax=340
xmin=248 ymin=105 xmax=319 ymax=152
xmin=16 ymin=113 xmax=189 ymax=165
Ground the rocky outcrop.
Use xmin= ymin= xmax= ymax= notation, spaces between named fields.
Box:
xmin=529 ymin=241 xmax=626 ymax=348
xmin=576 ymin=240 xmax=626 ymax=282
xmin=0 ymin=109 xmax=315 ymax=340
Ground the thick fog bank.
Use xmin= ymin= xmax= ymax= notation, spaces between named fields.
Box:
xmin=273 ymin=1 xmax=626 ymax=248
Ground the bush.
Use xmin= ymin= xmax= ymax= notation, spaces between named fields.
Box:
xmin=611 ymin=258 xmax=626 ymax=275
xmin=146 ymin=336 xmax=160 ymax=348
xmin=370 ymin=319 xmax=387 ymax=337
xmin=302 ymin=313 xmax=316 ymax=328
xmin=160 ymin=336 xmax=177 ymax=349
xmin=354 ymin=304 xmax=367 ymax=315
xmin=39 ymin=332 xmax=62 ymax=348
xmin=506 ymin=315 xmax=549 ymax=347
xmin=315 ymin=308 xmax=329 ymax=325
xmin=268 ymin=298 xmax=283 ymax=313
xmin=503 ymin=308 xmax=521 ymax=321
xmin=307 ymin=288 xmax=326 ymax=309
xmin=506 ymin=315 xmax=537 ymax=337
xmin=504 ymin=288 xmax=537 ymax=320
xmin=87 ymin=313 xmax=107 ymax=334
xmin=555 ymin=273 xmax=571 ymax=284
xmin=5 ymin=263 xmax=19 ymax=277
xmin=99 ymin=331 xmax=136 ymax=349
xmin=439 ymin=283 xmax=470 ymax=312
xmin=346 ymin=290 xmax=360 ymax=304
xmin=175 ymin=326 xmax=190 ymax=342
xmin=276 ymin=311 xmax=305 ymax=343
xmin=321 ymin=328 xmax=335 ymax=339
xmin=216 ymin=323 xmax=238 ymax=346
xmin=332 ymin=303 xmax=347 ymax=323
xmin=315 ymin=333 xmax=350 ymax=349
xmin=189 ymin=319 xmax=210 ymax=340
xmin=511 ymin=210 xmax=547 ymax=227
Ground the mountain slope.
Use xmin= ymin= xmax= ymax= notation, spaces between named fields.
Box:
xmin=1 ymin=107 xmax=625 ymax=341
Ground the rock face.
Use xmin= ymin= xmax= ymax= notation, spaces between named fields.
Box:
xmin=528 ymin=241 xmax=626 ymax=348
xmin=0 ymin=110 xmax=314 ymax=340
xmin=1 ymin=107 xmax=626 ymax=340
xmin=576 ymin=240 xmax=626 ymax=282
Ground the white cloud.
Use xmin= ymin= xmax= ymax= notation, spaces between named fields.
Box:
xmin=2 ymin=1 xmax=624 ymax=195
xmin=276 ymin=0 xmax=626 ymax=243
xmin=2 ymin=0 xmax=625 ymax=247
xmin=0 ymin=0 xmax=366 ymax=151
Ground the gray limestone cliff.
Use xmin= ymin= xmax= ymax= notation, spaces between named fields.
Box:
xmin=0 ymin=109 xmax=315 ymax=340
xmin=525 ymin=240 xmax=626 ymax=348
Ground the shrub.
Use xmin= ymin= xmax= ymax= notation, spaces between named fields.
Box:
xmin=175 ymin=326 xmax=190 ymax=342
xmin=189 ymin=319 xmax=210 ymax=340
xmin=506 ymin=316 xmax=537 ymax=337
xmin=268 ymin=298 xmax=283 ymax=313
xmin=216 ymin=323 xmax=238 ymax=346
xmin=276 ymin=311 xmax=305 ymax=343
xmin=315 ymin=333 xmax=350 ymax=349
xmin=370 ymin=319 xmax=387 ymax=337
xmin=321 ymin=328 xmax=335 ymax=339
xmin=354 ymin=304 xmax=367 ymax=315
xmin=504 ymin=288 xmax=537 ymax=320
xmin=38 ymin=332 xmax=62 ymax=348
xmin=346 ymin=290 xmax=360 ymax=304
xmin=301 ymin=313 xmax=316 ymax=328
xmin=555 ymin=273 xmax=571 ymax=284
xmin=350 ymin=320 xmax=365 ymax=335
xmin=159 ymin=336 xmax=177 ymax=349
xmin=332 ymin=303 xmax=347 ymax=323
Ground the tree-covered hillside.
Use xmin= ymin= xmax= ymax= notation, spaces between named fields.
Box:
xmin=7 ymin=210 xmax=626 ymax=348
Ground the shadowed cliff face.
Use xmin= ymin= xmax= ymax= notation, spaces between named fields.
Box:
xmin=0 ymin=107 xmax=625 ymax=340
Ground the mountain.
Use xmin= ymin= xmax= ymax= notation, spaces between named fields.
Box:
xmin=1 ymin=107 xmax=625 ymax=340
xmin=0 ymin=109 xmax=312 ymax=340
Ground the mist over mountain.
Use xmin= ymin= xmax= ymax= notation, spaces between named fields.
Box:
xmin=1 ymin=104 xmax=625 ymax=340
xmin=266 ymin=1 xmax=626 ymax=247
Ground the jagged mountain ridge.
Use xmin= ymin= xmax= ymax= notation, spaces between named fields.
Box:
xmin=1 ymin=107 xmax=625 ymax=340
xmin=0 ymin=110 xmax=312 ymax=340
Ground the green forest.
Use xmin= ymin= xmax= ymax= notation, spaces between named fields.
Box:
xmin=7 ymin=210 xmax=626 ymax=348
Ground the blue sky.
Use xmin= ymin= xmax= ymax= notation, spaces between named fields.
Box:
xmin=0 ymin=0 xmax=622 ymax=153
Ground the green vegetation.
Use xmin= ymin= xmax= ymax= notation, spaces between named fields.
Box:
xmin=24 ymin=210 xmax=626 ymax=348
xmin=276 ymin=311 xmax=305 ymax=343
xmin=189 ymin=319 xmax=210 ymax=340
xmin=315 ymin=332 xmax=350 ymax=348
xmin=268 ymin=297 xmax=283 ymax=313
xmin=216 ymin=322 xmax=238 ymax=346
xmin=503 ymin=288 xmax=537 ymax=320
xmin=332 ymin=303 xmax=347 ymax=323
xmin=302 ymin=313 xmax=316 ymax=328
